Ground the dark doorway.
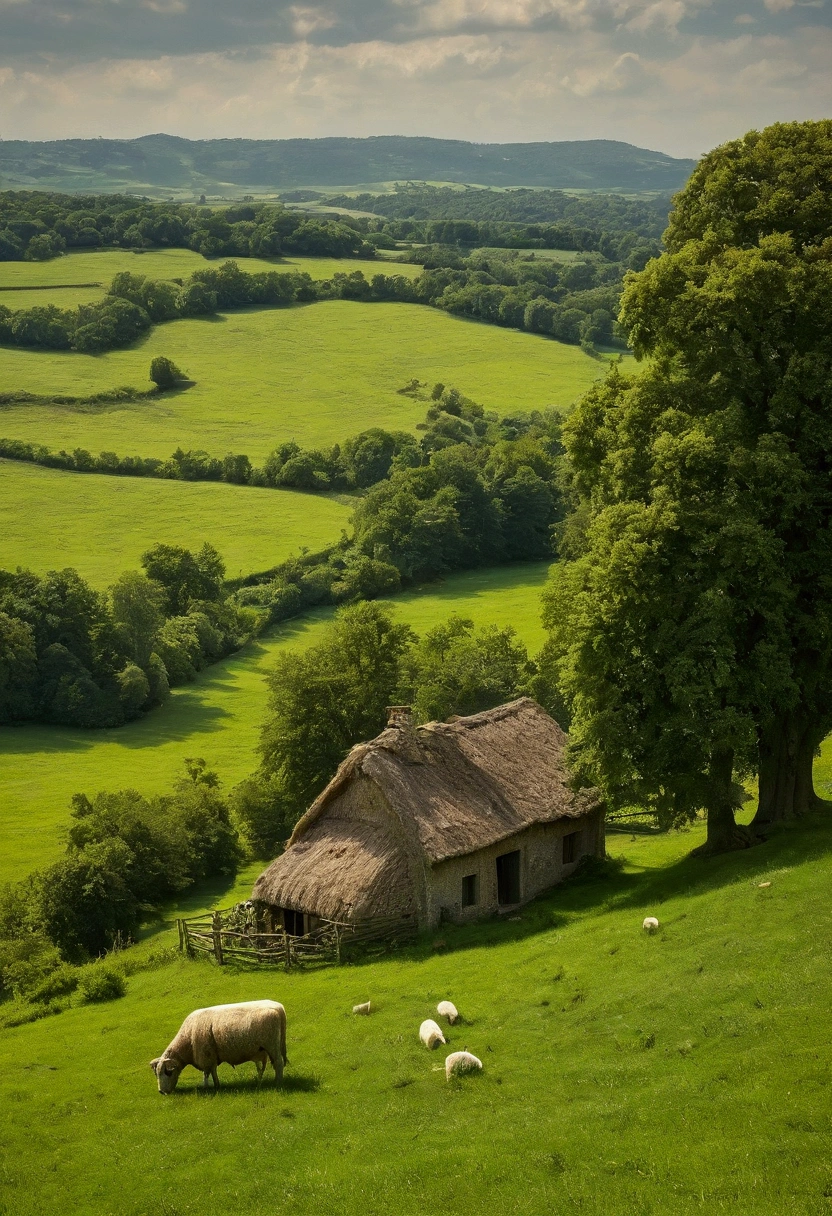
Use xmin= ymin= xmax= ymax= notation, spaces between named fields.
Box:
xmin=282 ymin=908 xmax=305 ymax=936
xmin=496 ymin=850 xmax=521 ymax=905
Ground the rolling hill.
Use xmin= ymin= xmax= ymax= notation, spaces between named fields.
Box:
xmin=0 ymin=134 xmax=696 ymax=196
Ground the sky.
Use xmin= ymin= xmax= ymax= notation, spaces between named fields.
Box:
xmin=0 ymin=0 xmax=829 ymax=155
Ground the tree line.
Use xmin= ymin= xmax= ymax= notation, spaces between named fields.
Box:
xmin=0 ymin=248 xmax=635 ymax=357
xmin=306 ymin=183 xmax=670 ymax=239
xmin=0 ymin=186 xmax=664 ymax=268
xmin=0 ymin=193 xmax=374 ymax=263
xmin=0 ymin=543 xmax=252 ymax=729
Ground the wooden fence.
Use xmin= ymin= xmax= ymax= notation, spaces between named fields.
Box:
xmin=178 ymin=907 xmax=416 ymax=968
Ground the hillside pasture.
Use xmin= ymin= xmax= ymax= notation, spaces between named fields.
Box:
xmin=0 ymin=562 xmax=550 ymax=884
xmin=0 ymin=301 xmax=616 ymax=461
xmin=0 ymin=812 xmax=831 ymax=1215
xmin=0 ymin=459 xmax=352 ymax=587
xmin=0 ymin=248 xmax=422 ymax=306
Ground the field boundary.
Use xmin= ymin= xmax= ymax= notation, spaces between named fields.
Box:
xmin=179 ymin=907 xmax=417 ymax=968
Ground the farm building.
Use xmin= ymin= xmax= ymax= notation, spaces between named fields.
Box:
xmin=252 ymin=698 xmax=604 ymax=937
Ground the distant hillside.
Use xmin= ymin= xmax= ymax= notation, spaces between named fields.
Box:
xmin=0 ymin=134 xmax=695 ymax=196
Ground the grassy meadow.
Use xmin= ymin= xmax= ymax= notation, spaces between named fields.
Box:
xmin=0 ymin=301 xmax=613 ymax=461
xmin=0 ymin=459 xmax=352 ymax=587
xmin=0 ymin=563 xmax=550 ymax=885
xmin=0 ymin=248 xmax=422 ymax=305
xmin=1 ymin=808 xmax=831 ymax=1215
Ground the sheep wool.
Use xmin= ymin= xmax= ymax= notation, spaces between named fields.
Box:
xmin=643 ymin=917 xmax=659 ymax=931
xmin=445 ymin=1050 xmax=482 ymax=1080
xmin=353 ymin=1001 xmax=372 ymax=1015
xmin=437 ymin=1000 xmax=459 ymax=1024
xmin=419 ymin=1019 xmax=447 ymax=1049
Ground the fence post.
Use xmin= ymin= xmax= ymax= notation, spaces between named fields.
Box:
xmin=177 ymin=918 xmax=183 ymax=952
xmin=334 ymin=925 xmax=342 ymax=965
xmin=212 ymin=911 xmax=225 ymax=966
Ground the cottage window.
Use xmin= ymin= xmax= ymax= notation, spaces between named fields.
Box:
xmin=496 ymin=850 xmax=521 ymax=905
xmin=461 ymin=874 xmax=478 ymax=907
xmin=562 ymin=831 xmax=581 ymax=865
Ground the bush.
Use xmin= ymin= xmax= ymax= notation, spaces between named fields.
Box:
xmin=79 ymin=965 xmax=126 ymax=1002
xmin=149 ymin=356 xmax=187 ymax=390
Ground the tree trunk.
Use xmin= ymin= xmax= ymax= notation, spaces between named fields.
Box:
xmin=793 ymin=724 xmax=825 ymax=815
xmin=753 ymin=713 xmax=799 ymax=827
xmin=696 ymin=748 xmax=754 ymax=855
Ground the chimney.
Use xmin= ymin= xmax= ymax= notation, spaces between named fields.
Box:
xmin=386 ymin=705 xmax=414 ymax=729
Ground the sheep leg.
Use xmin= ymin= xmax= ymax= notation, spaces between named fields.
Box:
xmin=268 ymin=1051 xmax=284 ymax=1086
xmin=207 ymin=1066 xmax=220 ymax=1090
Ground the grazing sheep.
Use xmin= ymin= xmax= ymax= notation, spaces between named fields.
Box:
xmin=419 ymin=1019 xmax=446 ymax=1049
xmin=437 ymin=1000 xmax=459 ymax=1024
xmin=353 ymin=1001 xmax=372 ymax=1015
xmin=643 ymin=917 xmax=659 ymax=932
xmin=445 ymin=1050 xmax=482 ymax=1079
xmin=150 ymin=1000 xmax=287 ymax=1093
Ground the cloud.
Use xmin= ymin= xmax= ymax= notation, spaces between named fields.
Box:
xmin=0 ymin=0 xmax=828 ymax=152
xmin=562 ymin=49 xmax=649 ymax=94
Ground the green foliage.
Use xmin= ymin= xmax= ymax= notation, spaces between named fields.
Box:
xmin=259 ymin=602 xmax=414 ymax=813
xmin=0 ymin=760 xmax=241 ymax=961
xmin=546 ymin=121 xmax=832 ymax=846
xmin=403 ymin=615 xmax=531 ymax=722
xmin=78 ymin=964 xmax=126 ymax=1003
xmin=149 ymin=355 xmax=187 ymax=389
xmin=0 ymin=541 xmax=248 ymax=728
xmin=231 ymin=773 xmax=297 ymax=856
xmin=140 ymin=542 xmax=224 ymax=615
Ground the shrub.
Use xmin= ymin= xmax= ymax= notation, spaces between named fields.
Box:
xmin=149 ymin=356 xmax=187 ymax=390
xmin=79 ymin=965 xmax=126 ymax=1003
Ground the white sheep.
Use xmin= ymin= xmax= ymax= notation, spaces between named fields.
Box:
xmin=353 ymin=1001 xmax=372 ymax=1015
xmin=437 ymin=1000 xmax=459 ymax=1024
xmin=419 ymin=1018 xmax=446 ymax=1049
xmin=642 ymin=916 xmax=659 ymax=932
xmin=445 ymin=1050 xmax=482 ymax=1080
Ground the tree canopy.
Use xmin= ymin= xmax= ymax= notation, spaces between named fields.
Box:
xmin=544 ymin=120 xmax=832 ymax=850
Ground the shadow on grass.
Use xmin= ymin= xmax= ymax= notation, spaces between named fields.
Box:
xmin=172 ymin=1071 xmax=320 ymax=1097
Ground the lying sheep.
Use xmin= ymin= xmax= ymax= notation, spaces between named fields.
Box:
xmin=420 ymin=1018 xmax=447 ymax=1049
xmin=150 ymin=1000 xmax=287 ymax=1093
xmin=445 ymin=1050 xmax=482 ymax=1080
xmin=437 ymin=1000 xmax=459 ymax=1024
xmin=353 ymin=1001 xmax=371 ymax=1015
xmin=643 ymin=916 xmax=659 ymax=932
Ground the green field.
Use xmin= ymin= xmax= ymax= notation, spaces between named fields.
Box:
xmin=1 ymin=807 xmax=830 ymax=1215
xmin=0 ymin=250 xmax=422 ymax=311
xmin=0 ymin=459 xmax=352 ymax=587
xmin=0 ymin=563 xmax=550 ymax=885
xmin=0 ymin=301 xmax=614 ymax=461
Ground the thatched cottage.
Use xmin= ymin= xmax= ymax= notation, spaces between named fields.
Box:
xmin=252 ymin=698 xmax=604 ymax=935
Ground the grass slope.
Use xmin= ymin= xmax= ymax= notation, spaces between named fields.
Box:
xmin=0 ymin=812 xmax=830 ymax=1216
xmin=0 ymin=563 xmax=550 ymax=884
xmin=0 ymin=459 xmax=352 ymax=587
xmin=0 ymin=301 xmax=615 ymax=461
xmin=0 ymin=249 xmax=422 ymax=306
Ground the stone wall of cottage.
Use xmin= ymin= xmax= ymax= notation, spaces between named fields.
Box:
xmin=425 ymin=808 xmax=605 ymax=928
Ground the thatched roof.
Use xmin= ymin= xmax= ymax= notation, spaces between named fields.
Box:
xmin=252 ymin=698 xmax=600 ymax=920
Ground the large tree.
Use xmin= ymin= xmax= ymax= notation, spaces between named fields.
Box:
xmin=621 ymin=120 xmax=832 ymax=826
xmin=545 ymin=121 xmax=832 ymax=849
